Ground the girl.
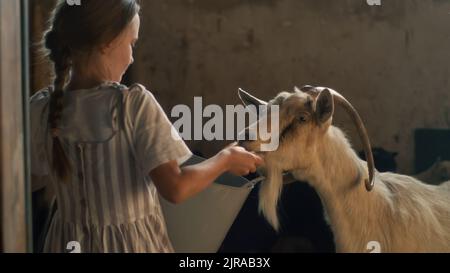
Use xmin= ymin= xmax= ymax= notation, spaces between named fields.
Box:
xmin=31 ymin=0 xmax=262 ymax=253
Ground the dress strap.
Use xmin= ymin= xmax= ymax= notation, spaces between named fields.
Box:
xmin=108 ymin=83 xmax=137 ymax=160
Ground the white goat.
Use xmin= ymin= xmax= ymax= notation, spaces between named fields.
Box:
xmin=238 ymin=86 xmax=450 ymax=253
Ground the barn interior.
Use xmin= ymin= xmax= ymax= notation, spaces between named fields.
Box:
xmin=0 ymin=0 xmax=449 ymax=253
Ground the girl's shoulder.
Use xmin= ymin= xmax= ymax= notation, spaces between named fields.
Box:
xmin=98 ymin=81 xmax=147 ymax=93
xmin=30 ymin=86 xmax=51 ymax=104
xmin=29 ymin=82 xmax=158 ymax=110
xmin=30 ymin=82 xmax=153 ymax=96
xmin=30 ymin=87 xmax=52 ymax=118
xmin=127 ymin=83 xmax=154 ymax=97
xmin=29 ymin=88 xmax=51 ymax=142
xmin=124 ymin=83 xmax=159 ymax=106
xmin=93 ymin=81 xmax=155 ymax=101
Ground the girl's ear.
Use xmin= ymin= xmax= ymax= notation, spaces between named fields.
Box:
xmin=99 ymin=37 xmax=118 ymax=55
xmin=315 ymin=89 xmax=334 ymax=124
xmin=99 ymin=42 xmax=111 ymax=55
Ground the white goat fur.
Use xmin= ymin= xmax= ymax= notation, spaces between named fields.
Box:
xmin=240 ymin=88 xmax=450 ymax=253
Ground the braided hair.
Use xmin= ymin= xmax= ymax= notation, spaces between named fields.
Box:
xmin=43 ymin=0 xmax=140 ymax=183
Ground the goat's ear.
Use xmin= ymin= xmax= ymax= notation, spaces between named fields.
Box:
xmin=238 ymin=88 xmax=267 ymax=107
xmin=315 ymin=89 xmax=334 ymax=124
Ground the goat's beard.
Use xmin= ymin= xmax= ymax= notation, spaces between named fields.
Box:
xmin=258 ymin=166 xmax=284 ymax=231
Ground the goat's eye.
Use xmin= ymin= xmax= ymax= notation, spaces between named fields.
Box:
xmin=298 ymin=114 xmax=309 ymax=123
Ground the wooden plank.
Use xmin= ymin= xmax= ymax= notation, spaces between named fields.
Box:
xmin=0 ymin=0 xmax=27 ymax=253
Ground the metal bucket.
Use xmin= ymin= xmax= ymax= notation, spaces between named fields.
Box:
xmin=160 ymin=155 xmax=259 ymax=253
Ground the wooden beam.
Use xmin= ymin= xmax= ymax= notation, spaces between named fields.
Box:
xmin=0 ymin=0 xmax=27 ymax=253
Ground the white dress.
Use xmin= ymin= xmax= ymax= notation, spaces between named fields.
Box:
xmin=30 ymin=82 xmax=192 ymax=253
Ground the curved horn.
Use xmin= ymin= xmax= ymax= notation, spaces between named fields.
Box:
xmin=326 ymin=88 xmax=375 ymax=191
xmin=298 ymin=85 xmax=321 ymax=98
xmin=300 ymin=85 xmax=315 ymax=92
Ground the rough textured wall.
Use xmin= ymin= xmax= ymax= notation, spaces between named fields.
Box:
xmin=30 ymin=0 xmax=56 ymax=93
xmin=129 ymin=0 xmax=450 ymax=174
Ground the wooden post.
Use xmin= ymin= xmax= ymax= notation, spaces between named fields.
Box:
xmin=0 ymin=0 xmax=27 ymax=253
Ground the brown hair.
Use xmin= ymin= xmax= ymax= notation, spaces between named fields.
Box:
xmin=43 ymin=0 xmax=140 ymax=183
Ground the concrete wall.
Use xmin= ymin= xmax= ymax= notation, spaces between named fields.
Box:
xmin=129 ymin=0 xmax=450 ymax=174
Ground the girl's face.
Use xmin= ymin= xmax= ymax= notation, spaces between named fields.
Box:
xmin=99 ymin=14 xmax=140 ymax=82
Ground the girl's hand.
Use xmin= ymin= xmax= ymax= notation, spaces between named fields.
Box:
xmin=219 ymin=144 xmax=264 ymax=176
xmin=150 ymin=143 xmax=264 ymax=204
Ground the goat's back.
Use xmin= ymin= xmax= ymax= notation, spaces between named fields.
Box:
xmin=439 ymin=180 xmax=450 ymax=191
xmin=376 ymin=173 xmax=450 ymax=252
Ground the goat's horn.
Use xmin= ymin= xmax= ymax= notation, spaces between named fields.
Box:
xmin=300 ymin=85 xmax=315 ymax=92
xmin=326 ymin=88 xmax=375 ymax=191
xmin=298 ymin=85 xmax=320 ymax=98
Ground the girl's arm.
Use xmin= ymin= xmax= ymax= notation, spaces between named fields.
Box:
xmin=150 ymin=145 xmax=263 ymax=204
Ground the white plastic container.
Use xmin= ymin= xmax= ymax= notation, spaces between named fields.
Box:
xmin=160 ymin=155 xmax=258 ymax=253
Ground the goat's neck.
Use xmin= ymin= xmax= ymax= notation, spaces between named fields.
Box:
xmin=307 ymin=127 xmax=366 ymax=194
xmin=296 ymin=126 xmax=380 ymax=251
